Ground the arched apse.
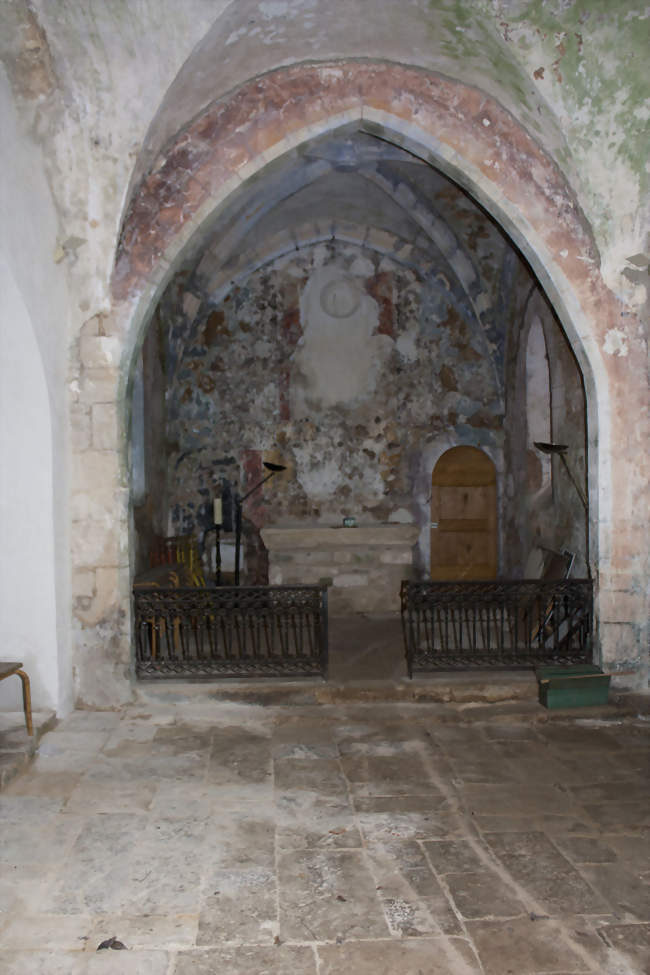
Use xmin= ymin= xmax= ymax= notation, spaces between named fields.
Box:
xmin=87 ymin=60 xmax=648 ymax=701
xmin=113 ymin=63 xmax=610 ymax=572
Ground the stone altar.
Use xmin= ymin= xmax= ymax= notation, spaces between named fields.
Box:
xmin=260 ymin=523 xmax=419 ymax=614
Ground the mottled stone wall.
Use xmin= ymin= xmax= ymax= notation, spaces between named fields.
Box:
xmin=150 ymin=242 xmax=504 ymax=582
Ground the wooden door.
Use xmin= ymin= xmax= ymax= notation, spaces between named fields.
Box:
xmin=430 ymin=446 xmax=497 ymax=580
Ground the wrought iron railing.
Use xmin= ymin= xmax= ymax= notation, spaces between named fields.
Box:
xmin=401 ymin=579 xmax=593 ymax=675
xmin=134 ymin=585 xmax=328 ymax=679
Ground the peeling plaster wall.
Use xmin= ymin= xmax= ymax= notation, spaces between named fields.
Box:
xmin=156 ymin=243 xmax=505 ymax=581
xmin=131 ymin=0 xmax=648 ymax=303
xmin=16 ymin=0 xmax=226 ymax=323
xmin=480 ymin=0 xmax=650 ymax=298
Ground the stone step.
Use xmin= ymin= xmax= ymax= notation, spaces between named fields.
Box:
xmin=135 ymin=673 xmax=646 ymax=721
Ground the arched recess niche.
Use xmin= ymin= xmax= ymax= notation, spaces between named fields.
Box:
xmin=110 ymin=62 xmax=616 ymax=681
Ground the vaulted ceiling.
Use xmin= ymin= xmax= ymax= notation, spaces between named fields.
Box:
xmin=160 ymin=125 xmax=520 ymax=381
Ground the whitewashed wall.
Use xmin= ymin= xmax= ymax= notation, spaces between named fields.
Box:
xmin=0 ymin=71 xmax=71 ymax=714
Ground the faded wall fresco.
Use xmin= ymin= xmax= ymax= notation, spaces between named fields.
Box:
xmin=152 ymin=241 xmax=507 ymax=581
xmin=139 ymin=224 xmax=587 ymax=591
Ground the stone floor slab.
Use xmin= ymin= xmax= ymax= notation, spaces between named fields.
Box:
xmin=173 ymin=944 xmax=317 ymax=974
xmin=198 ymin=865 xmax=277 ymax=945
xmin=472 ymin=812 xmax=595 ymax=834
xmin=64 ymin=778 xmax=157 ymax=815
xmin=0 ymin=802 xmax=84 ymax=870
xmin=570 ymin=780 xmax=650 ymax=804
xmin=365 ymin=839 xmax=462 ymax=935
xmin=459 ymin=782 xmax=579 ymax=818
xmin=56 ymin=712 xmax=122 ymax=733
xmin=422 ymin=839 xmax=487 ymax=875
xmin=483 ymin=831 xmax=609 ymax=915
xmin=0 ymin=914 xmax=94 ymax=950
xmin=551 ymin=834 xmax=618 ymax=864
xmin=444 ymin=871 xmax=526 ymax=920
xmin=203 ymin=813 xmax=276 ymax=869
xmin=88 ymin=913 xmax=198 ymax=949
xmin=578 ymin=863 xmax=650 ymax=922
xmin=5 ymin=770 xmax=82 ymax=799
xmin=278 ymin=849 xmax=389 ymax=941
xmin=467 ymin=917 xmax=590 ymax=974
xmin=534 ymin=726 xmax=623 ymax=751
xmin=580 ymin=801 xmax=650 ymax=831
xmin=0 ymin=863 xmax=58 ymax=914
xmin=275 ymin=792 xmax=362 ymax=851
xmin=482 ymin=723 xmax=539 ymax=741
xmin=85 ymin=949 xmax=170 ymax=973
xmin=207 ymin=727 xmax=273 ymax=788
xmin=317 ymin=937 xmax=482 ymax=974
xmin=597 ymin=923 xmax=650 ymax=970
xmin=354 ymin=794 xmax=460 ymax=842
xmin=0 ymin=951 xmax=86 ymax=975
xmin=341 ymin=751 xmax=442 ymax=798
xmin=274 ymin=756 xmax=348 ymax=796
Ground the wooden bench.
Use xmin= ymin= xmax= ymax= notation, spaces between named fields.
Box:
xmin=0 ymin=662 xmax=33 ymax=736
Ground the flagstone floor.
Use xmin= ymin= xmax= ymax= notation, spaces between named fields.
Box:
xmin=0 ymin=693 xmax=648 ymax=974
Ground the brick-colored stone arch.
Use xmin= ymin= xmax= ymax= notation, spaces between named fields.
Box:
xmin=115 ymin=62 xmax=600 ymax=305
xmin=113 ymin=61 xmax=614 ymax=453
xmin=103 ymin=60 xmax=648 ymax=692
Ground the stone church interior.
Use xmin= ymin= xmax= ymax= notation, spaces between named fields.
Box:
xmin=133 ymin=126 xmax=587 ymax=588
xmin=0 ymin=2 xmax=648 ymax=972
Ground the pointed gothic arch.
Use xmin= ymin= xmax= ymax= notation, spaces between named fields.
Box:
xmin=75 ymin=58 xmax=649 ymax=702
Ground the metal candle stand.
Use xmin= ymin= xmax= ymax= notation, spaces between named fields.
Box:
xmin=234 ymin=462 xmax=286 ymax=586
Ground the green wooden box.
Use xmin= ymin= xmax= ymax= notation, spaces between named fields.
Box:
xmin=536 ymin=665 xmax=611 ymax=709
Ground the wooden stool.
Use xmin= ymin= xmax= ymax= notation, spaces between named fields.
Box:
xmin=0 ymin=662 xmax=33 ymax=736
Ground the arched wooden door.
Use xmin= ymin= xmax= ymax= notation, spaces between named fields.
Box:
xmin=430 ymin=446 xmax=497 ymax=580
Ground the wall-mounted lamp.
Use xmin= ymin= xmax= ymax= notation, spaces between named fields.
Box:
xmin=534 ymin=442 xmax=587 ymax=512
xmin=235 ymin=461 xmax=286 ymax=585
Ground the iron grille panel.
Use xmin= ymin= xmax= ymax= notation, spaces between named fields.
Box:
xmin=134 ymin=585 xmax=328 ymax=679
xmin=401 ymin=579 xmax=593 ymax=674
